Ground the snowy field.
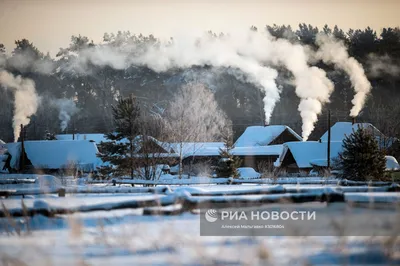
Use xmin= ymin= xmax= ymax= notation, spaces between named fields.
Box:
xmin=1 ymin=176 xmax=400 ymax=265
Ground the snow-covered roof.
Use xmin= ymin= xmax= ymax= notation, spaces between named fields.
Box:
xmin=171 ymin=142 xmax=225 ymax=157
xmin=319 ymin=122 xmax=397 ymax=149
xmin=232 ymin=145 xmax=283 ymax=156
xmin=6 ymin=140 xmax=101 ymax=170
xmin=181 ymin=144 xmax=283 ymax=158
xmin=386 ymin=156 xmax=400 ymax=171
xmin=237 ymin=167 xmax=261 ymax=179
xmin=320 ymin=122 xmax=382 ymax=142
xmin=55 ymin=133 xmax=107 ymax=144
xmin=276 ymin=141 xmax=344 ymax=168
xmin=56 ymin=134 xmax=175 ymax=154
xmin=234 ymin=125 xmax=302 ymax=147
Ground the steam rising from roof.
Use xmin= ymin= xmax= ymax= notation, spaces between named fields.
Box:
xmin=0 ymin=70 xmax=39 ymax=142
xmin=50 ymin=98 xmax=79 ymax=132
xmin=315 ymin=34 xmax=371 ymax=117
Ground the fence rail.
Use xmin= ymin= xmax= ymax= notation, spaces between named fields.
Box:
xmin=87 ymin=178 xmax=399 ymax=187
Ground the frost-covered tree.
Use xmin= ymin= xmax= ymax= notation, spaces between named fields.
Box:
xmin=338 ymin=127 xmax=386 ymax=181
xmin=164 ymin=83 xmax=230 ymax=177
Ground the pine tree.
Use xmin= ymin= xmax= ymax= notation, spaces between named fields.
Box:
xmin=216 ymin=133 xmax=241 ymax=178
xmin=338 ymin=127 xmax=386 ymax=181
xmin=97 ymin=95 xmax=142 ymax=178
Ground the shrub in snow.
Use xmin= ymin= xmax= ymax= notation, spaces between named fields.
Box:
xmin=257 ymin=159 xmax=278 ymax=179
xmin=337 ymin=127 xmax=386 ymax=181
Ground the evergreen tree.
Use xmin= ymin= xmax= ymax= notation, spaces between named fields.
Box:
xmin=338 ymin=127 xmax=386 ymax=181
xmin=216 ymin=133 xmax=241 ymax=178
xmin=97 ymin=95 xmax=142 ymax=178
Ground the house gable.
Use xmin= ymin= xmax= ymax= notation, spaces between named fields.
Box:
xmin=137 ymin=139 xmax=169 ymax=154
xmin=279 ymin=149 xmax=299 ymax=171
xmin=269 ymin=128 xmax=302 ymax=145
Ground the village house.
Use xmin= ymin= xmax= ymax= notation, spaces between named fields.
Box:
xmin=2 ymin=122 xmax=397 ymax=177
xmin=55 ymin=133 xmax=179 ymax=172
xmin=178 ymin=125 xmax=303 ymax=172
xmin=275 ymin=122 xmax=399 ymax=173
xmin=53 ymin=126 xmax=303 ymax=173
xmin=5 ymin=140 xmax=101 ymax=173
xmin=274 ymin=141 xmax=344 ymax=173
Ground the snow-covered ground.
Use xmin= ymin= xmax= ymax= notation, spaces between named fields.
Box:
xmin=1 ymin=214 xmax=398 ymax=265
xmin=1 ymin=176 xmax=399 ymax=265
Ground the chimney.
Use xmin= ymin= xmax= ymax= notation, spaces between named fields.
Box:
xmin=352 ymin=117 xmax=356 ymax=125
xmin=264 ymin=120 xmax=269 ymax=127
xmin=20 ymin=124 xmax=25 ymax=171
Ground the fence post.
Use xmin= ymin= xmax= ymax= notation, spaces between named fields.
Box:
xmin=58 ymin=188 xmax=66 ymax=197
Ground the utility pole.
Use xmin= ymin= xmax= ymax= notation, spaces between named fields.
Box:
xmin=20 ymin=124 xmax=25 ymax=172
xmin=327 ymin=110 xmax=331 ymax=169
xmin=72 ymin=119 xmax=76 ymax=140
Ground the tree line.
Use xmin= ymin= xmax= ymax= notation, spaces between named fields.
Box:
xmin=0 ymin=23 xmax=399 ymax=147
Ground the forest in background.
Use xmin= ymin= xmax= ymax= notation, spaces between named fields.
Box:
xmin=0 ymin=23 xmax=399 ymax=143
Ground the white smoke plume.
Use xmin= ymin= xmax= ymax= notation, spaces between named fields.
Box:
xmin=231 ymin=30 xmax=334 ymax=140
xmin=0 ymin=70 xmax=39 ymax=141
xmin=315 ymin=34 xmax=371 ymax=117
xmin=269 ymin=38 xmax=334 ymax=140
xmin=366 ymin=53 xmax=400 ymax=77
xmin=132 ymin=33 xmax=280 ymax=123
xmin=7 ymin=52 xmax=55 ymax=75
xmin=51 ymin=98 xmax=79 ymax=132
xmin=63 ymin=31 xmax=280 ymax=123
xmin=58 ymin=29 xmax=336 ymax=138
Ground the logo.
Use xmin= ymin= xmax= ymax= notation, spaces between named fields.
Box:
xmin=205 ymin=209 xmax=218 ymax=222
